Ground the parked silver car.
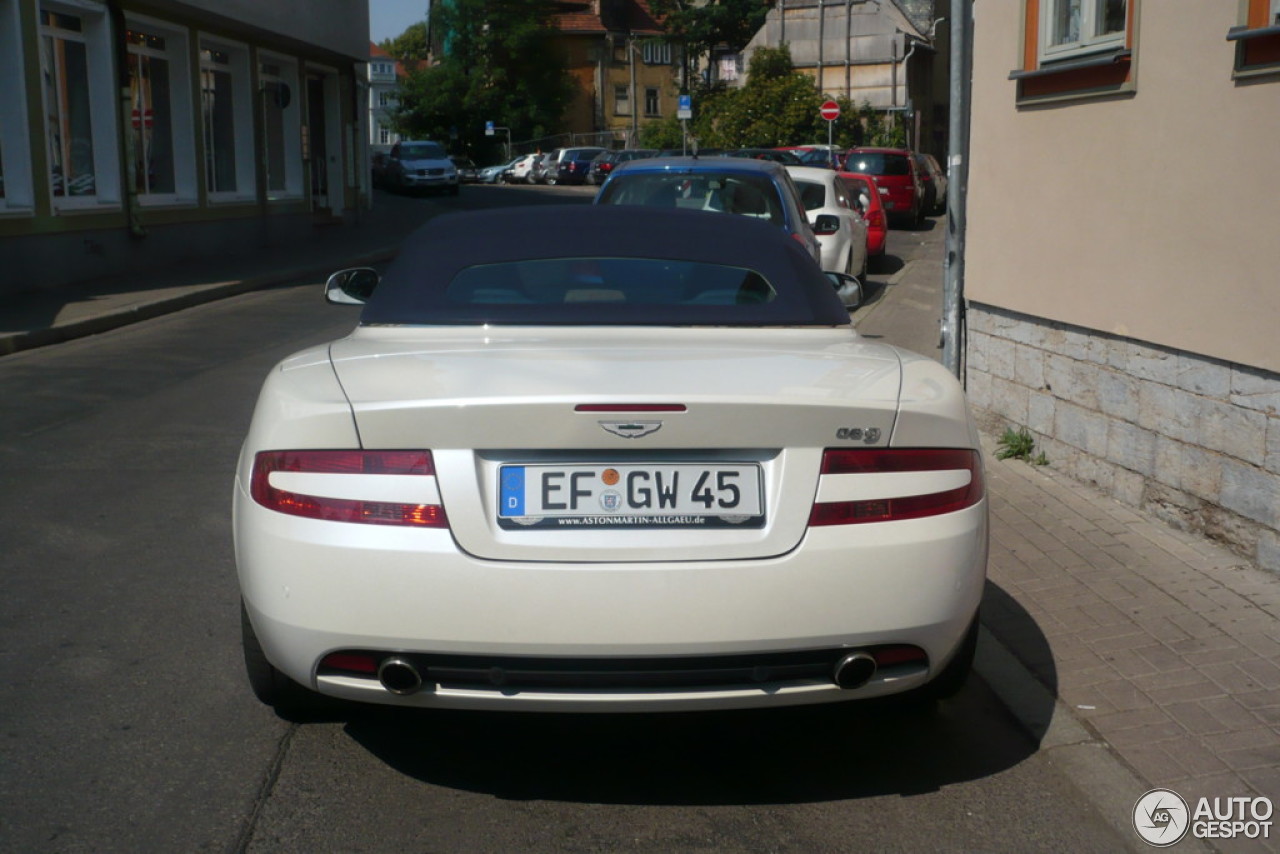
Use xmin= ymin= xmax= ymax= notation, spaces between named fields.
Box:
xmin=385 ymin=140 xmax=459 ymax=196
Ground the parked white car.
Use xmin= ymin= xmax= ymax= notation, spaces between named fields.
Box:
xmin=504 ymin=153 xmax=540 ymax=184
xmin=787 ymin=166 xmax=870 ymax=301
xmin=234 ymin=205 xmax=988 ymax=718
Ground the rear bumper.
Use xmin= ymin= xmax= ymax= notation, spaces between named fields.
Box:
xmin=235 ymin=486 xmax=987 ymax=711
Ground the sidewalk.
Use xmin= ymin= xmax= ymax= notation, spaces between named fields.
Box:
xmin=4 ymin=194 xmax=1277 ymax=850
xmin=0 ymin=189 xmax=434 ymax=357
xmin=869 ymin=246 xmax=1280 ymax=850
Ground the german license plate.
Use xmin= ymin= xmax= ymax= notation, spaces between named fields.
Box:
xmin=498 ymin=463 xmax=764 ymax=529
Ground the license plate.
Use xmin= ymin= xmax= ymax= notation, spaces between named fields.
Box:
xmin=498 ymin=463 xmax=764 ymax=529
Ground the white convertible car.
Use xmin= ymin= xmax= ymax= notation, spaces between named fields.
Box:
xmin=233 ymin=205 xmax=988 ymax=716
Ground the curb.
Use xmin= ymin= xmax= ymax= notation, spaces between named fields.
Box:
xmin=973 ymin=626 xmax=1163 ymax=853
xmin=0 ymin=246 xmax=400 ymax=358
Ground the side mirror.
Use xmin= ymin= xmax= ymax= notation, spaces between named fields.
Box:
xmin=325 ymin=267 xmax=380 ymax=305
xmin=825 ymin=271 xmax=863 ymax=309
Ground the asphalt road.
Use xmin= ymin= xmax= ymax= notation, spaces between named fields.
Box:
xmin=0 ymin=185 xmax=1129 ymax=852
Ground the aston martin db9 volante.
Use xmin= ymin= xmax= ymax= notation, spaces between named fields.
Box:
xmin=233 ymin=205 xmax=988 ymax=716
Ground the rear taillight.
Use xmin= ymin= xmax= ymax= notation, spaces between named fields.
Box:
xmin=250 ymin=450 xmax=448 ymax=527
xmin=809 ymin=448 xmax=983 ymax=526
xmin=867 ymin=210 xmax=886 ymax=229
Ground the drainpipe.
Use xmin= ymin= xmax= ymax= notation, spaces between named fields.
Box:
xmin=846 ymin=0 xmax=853 ymax=101
xmin=108 ymin=0 xmax=146 ymax=238
xmin=890 ymin=32 xmax=901 ymax=109
xmin=941 ymin=0 xmax=972 ymax=380
xmin=628 ymin=34 xmax=638 ymax=147
xmin=818 ymin=0 xmax=825 ymax=91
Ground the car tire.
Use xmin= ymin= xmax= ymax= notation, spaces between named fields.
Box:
xmin=526 ymin=173 xmax=537 ymax=185
xmin=546 ymin=175 xmax=558 ymax=186
xmin=241 ymin=601 xmax=326 ymax=719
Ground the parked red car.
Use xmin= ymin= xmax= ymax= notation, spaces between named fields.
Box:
xmin=840 ymin=172 xmax=889 ymax=261
xmin=843 ymin=147 xmax=924 ymax=228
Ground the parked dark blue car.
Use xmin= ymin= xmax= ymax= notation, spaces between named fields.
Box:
xmin=551 ymin=147 xmax=607 ymax=186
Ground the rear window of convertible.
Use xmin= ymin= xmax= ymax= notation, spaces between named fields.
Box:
xmin=357 ymin=256 xmax=842 ymax=327
xmin=448 ymin=258 xmax=775 ymax=308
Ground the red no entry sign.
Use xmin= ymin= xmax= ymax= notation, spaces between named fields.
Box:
xmin=820 ymin=100 xmax=840 ymax=121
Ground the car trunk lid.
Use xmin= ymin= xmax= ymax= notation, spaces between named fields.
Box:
xmin=329 ymin=326 xmax=902 ymax=561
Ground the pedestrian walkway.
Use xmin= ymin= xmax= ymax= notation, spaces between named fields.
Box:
xmin=980 ymin=440 xmax=1279 ymax=851
xmin=3 ymin=194 xmax=1277 ymax=850
xmin=0 ymin=190 xmax=431 ymax=357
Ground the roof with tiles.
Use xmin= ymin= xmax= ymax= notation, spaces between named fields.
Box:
xmin=553 ymin=0 xmax=664 ymax=37
xmin=369 ymin=41 xmax=426 ymax=77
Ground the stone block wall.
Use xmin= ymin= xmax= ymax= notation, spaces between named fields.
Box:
xmin=966 ymin=302 xmax=1280 ymax=574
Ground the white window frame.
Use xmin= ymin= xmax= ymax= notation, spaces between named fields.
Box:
xmin=642 ymin=40 xmax=671 ymax=65
xmin=1038 ymin=0 xmax=1128 ymax=62
xmin=614 ymin=84 xmax=630 ymax=116
xmin=0 ymin=0 xmax=34 ymax=213
xmin=258 ymin=50 xmax=304 ymax=200
xmin=38 ymin=0 xmax=121 ymax=211
xmin=1273 ymin=0 xmax=1280 ymax=24
xmin=124 ymin=13 xmax=196 ymax=206
xmin=199 ymin=36 xmax=255 ymax=202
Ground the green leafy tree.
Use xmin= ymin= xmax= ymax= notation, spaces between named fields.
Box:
xmin=390 ymin=0 xmax=572 ymax=163
xmin=696 ymin=46 xmax=820 ymax=148
xmin=653 ymin=47 xmax=909 ymax=152
xmin=649 ymin=0 xmax=770 ymax=57
xmin=379 ymin=22 xmax=428 ymax=62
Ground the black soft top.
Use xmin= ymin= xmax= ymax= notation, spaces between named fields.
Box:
xmin=360 ymin=205 xmax=849 ymax=327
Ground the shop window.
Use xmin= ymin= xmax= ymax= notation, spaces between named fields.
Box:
xmin=0 ymin=0 xmax=33 ymax=211
xmin=259 ymin=54 xmax=303 ymax=199
xmin=39 ymin=2 xmax=120 ymax=208
xmin=1009 ymin=0 xmax=1136 ymax=103
xmin=1227 ymin=0 xmax=1280 ymax=77
xmin=125 ymin=16 xmax=196 ymax=204
xmin=200 ymin=38 xmax=254 ymax=200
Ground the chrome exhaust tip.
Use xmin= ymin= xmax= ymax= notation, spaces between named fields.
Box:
xmin=832 ymin=651 xmax=877 ymax=690
xmin=378 ymin=657 xmax=423 ymax=695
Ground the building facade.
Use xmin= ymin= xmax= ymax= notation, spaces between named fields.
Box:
xmin=551 ymin=0 xmax=680 ymax=148
xmin=964 ymin=1 xmax=1280 ymax=572
xmin=0 ymin=0 xmax=371 ymax=295
xmin=368 ymin=42 xmax=405 ymax=152
xmin=742 ymin=0 xmax=945 ymax=153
